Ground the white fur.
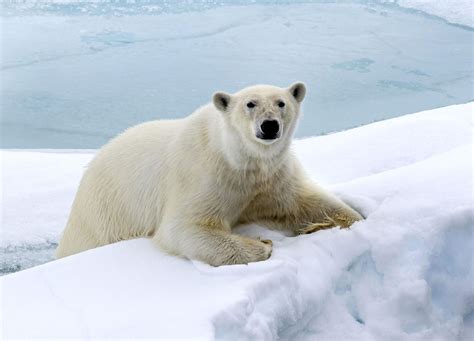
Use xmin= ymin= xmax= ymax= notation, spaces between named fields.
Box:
xmin=56 ymin=83 xmax=362 ymax=266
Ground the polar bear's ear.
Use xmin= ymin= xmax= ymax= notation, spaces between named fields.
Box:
xmin=288 ymin=82 xmax=306 ymax=103
xmin=213 ymin=92 xmax=232 ymax=112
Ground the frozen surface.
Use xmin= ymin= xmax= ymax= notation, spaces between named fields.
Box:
xmin=1 ymin=1 xmax=473 ymax=148
xmin=0 ymin=150 xmax=93 ymax=274
xmin=395 ymin=0 xmax=473 ymax=27
xmin=1 ymin=103 xmax=473 ymax=339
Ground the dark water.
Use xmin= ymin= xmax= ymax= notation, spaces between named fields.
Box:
xmin=1 ymin=242 xmax=58 ymax=276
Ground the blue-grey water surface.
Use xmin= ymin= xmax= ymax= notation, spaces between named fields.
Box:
xmin=1 ymin=1 xmax=472 ymax=149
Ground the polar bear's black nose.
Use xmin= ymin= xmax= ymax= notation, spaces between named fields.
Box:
xmin=259 ymin=120 xmax=280 ymax=140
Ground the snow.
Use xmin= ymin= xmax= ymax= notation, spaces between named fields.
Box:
xmin=394 ymin=0 xmax=473 ymax=27
xmin=1 ymin=103 xmax=473 ymax=339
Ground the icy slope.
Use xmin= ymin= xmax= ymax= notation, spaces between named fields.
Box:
xmin=1 ymin=103 xmax=473 ymax=339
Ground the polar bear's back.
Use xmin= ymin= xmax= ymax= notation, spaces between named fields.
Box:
xmin=56 ymin=115 xmax=202 ymax=257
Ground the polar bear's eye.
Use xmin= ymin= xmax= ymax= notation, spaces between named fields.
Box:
xmin=247 ymin=102 xmax=256 ymax=109
xmin=278 ymin=101 xmax=285 ymax=108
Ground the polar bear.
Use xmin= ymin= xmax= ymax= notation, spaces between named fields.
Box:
xmin=56 ymin=82 xmax=362 ymax=265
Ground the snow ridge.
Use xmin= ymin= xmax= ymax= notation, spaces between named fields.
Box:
xmin=1 ymin=103 xmax=472 ymax=339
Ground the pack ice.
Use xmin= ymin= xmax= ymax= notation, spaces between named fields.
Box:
xmin=1 ymin=103 xmax=472 ymax=340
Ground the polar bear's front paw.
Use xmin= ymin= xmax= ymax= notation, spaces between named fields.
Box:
xmin=296 ymin=209 xmax=363 ymax=235
xmin=332 ymin=210 xmax=363 ymax=228
xmin=254 ymin=238 xmax=273 ymax=261
xmin=297 ymin=221 xmax=336 ymax=235
xmin=240 ymin=238 xmax=273 ymax=264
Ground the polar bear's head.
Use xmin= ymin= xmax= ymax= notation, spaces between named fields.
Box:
xmin=213 ymin=82 xmax=306 ymax=157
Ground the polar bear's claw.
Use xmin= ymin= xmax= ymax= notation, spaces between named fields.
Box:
xmin=297 ymin=222 xmax=335 ymax=235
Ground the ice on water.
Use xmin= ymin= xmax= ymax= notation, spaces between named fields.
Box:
xmin=1 ymin=1 xmax=472 ymax=148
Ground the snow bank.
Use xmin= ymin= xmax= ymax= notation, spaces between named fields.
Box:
xmin=394 ymin=0 xmax=473 ymax=27
xmin=1 ymin=150 xmax=93 ymax=247
xmin=1 ymin=103 xmax=473 ymax=339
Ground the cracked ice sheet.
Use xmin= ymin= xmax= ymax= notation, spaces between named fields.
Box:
xmin=1 ymin=102 xmax=473 ymax=339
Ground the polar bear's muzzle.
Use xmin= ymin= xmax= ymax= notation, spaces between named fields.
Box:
xmin=257 ymin=119 xmax=281 ymax=141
